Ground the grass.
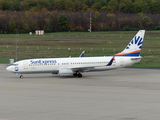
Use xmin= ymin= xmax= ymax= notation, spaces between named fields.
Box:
xmin=0 ymin=30 xmax=160 ymax=67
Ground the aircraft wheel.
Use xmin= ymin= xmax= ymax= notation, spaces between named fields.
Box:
xmin=77 ymin=73 xmax=82 ymax=78
xmin=20 ymin=75 xmax=23 ymax=79
xmin=73 ymin=73 xmax=77 ymax=77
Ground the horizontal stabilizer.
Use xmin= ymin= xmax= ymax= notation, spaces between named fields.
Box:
xmin=131 ymin=57 xmax=142 ymax=60
xmin=131 ymin=56 xmax=153 ymax=60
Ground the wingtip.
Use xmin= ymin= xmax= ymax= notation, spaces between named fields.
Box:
xmin=106 ymin=56 xmax=115 ymax=66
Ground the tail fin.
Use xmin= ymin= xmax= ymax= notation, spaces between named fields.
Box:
xmin=115 ymin=30 xmax=145 ymax=56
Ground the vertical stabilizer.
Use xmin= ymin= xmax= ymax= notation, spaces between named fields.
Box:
xmin=115 ymin=30 xmax=145 ymax=56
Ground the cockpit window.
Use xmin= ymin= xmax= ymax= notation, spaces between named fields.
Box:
xmin=12 ymin=64 xmax=18 ymax=66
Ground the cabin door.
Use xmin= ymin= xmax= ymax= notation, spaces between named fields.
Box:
xmin=120 ymin=58 xmax=124 ymax=66
xmin=23 ymin=61 xmax=28 ymax=69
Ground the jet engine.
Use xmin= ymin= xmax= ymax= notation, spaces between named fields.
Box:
xmin=58 ymin=68 xmax=73 ymax=76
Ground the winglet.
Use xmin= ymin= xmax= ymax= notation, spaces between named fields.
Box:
xmin=106 ymin=56 xmax=115 ymax=66
xmin=79 ymin=51 xmax=86 ymax=57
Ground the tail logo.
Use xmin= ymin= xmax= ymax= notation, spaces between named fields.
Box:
xmin=126 ymin=36 xmax=143 ymax=50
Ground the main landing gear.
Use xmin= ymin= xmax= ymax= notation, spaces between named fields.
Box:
xmin=73 ymin=73 xmax=82 ymax=78
xmin=77 ymin=73 xmax=82 ymax=78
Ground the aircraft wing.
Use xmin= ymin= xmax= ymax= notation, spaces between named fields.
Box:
xmin=70 ymin=56 xmax=115 ymax=72
xmin=79 ymin=51 xmax=85 ymax=57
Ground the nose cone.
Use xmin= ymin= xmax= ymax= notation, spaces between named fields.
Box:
xmin=6 ymin=66 xmax=13 ymax=72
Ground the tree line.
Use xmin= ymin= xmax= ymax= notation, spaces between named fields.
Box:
xmin=0 ymin=0 xmax=160 ymax=33
xmin=0 ymin=0 xmax=160 ymax=13
xmin=0 ymin=11 xmax=160 ymax=33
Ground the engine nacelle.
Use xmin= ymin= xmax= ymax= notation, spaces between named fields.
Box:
xmin=58 ymin=68 xmax=73 ymax=76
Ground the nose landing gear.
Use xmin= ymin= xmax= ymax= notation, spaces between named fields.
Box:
xmin=20 ymin=75 xmax=23 ymax=79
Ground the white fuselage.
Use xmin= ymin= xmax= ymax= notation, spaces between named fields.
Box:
xmin=6 ymin=56 xmax=141 ymax=74
xmin=6 ymin=30 xmax=145 ymax=78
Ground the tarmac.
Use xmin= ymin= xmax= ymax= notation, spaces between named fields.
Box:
xmin=0 ymin=63 xmax=160 ymax=120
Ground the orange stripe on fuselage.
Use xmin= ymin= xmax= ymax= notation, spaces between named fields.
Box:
xmin=115 ymin=50 xmax=141 ymax=55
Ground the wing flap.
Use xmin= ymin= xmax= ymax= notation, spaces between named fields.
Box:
xmin=71 ymin=66 xmax=95 ymax=72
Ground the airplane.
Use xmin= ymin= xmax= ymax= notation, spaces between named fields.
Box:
xmin=6 ymin=30 xmax=145 ymax=78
